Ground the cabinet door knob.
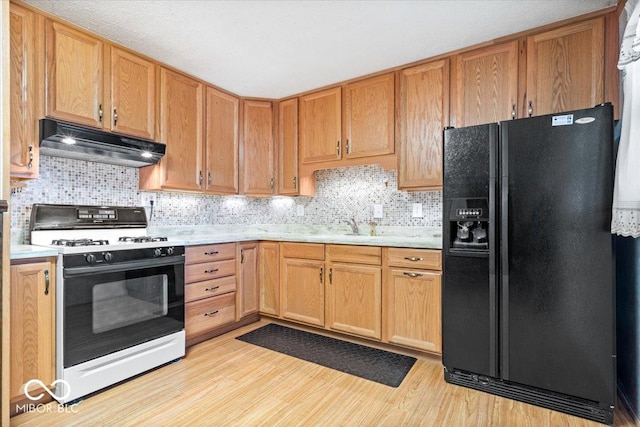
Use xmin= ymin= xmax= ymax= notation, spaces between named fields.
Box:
xmin=403 ymin=272 xmax=424 ymax=278
xmin=27 ymin=145 xmax=34 ymax=169
xmin=44 ymin=269 xmax=50 ymax=295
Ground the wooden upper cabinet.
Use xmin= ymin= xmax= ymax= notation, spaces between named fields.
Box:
xmin=278 ymin=98 xmax=298 ymax=195
xmin=526 ymin=17 xmax=604 ymax=117
xmin=398 ymin=59 xmax=449 ymax=190
xmin=344 ymin=73 xmax=395 ymax=159
xmin=45 ymin=20 xmax=103 ymax=128
xmin=10 ymin=3 xmax=42 ymax=179
xmin=241 ymin=100 xmax=275 ymax=195
xmin=109 ymin=47 xmax=156 ymax=139
xmin=299 ymin=87 xmax=342 ymax=164
xmin=455 ymin=41 xmax=519 ymax=126
xmin=157 ymin=68 xmax=203 ymax=191
xmin=205 ymin=86 xmax=239 ymax=194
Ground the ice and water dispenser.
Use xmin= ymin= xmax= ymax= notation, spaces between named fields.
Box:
xmin=447 ymin=198 xmax=489 ymax=253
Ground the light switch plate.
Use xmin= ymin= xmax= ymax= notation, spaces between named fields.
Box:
xmin=412 ymin=203 xmax=423 ymax=218
xmin=373 ymin=204 xmax=383 ymax=218
xmin=296 ymin=205 xmax=305 ymax=216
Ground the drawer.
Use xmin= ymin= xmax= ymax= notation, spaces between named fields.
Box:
xmin=186 ymin=259 xmax=236 ymax=283
xmin=281 ymin=242 xmax=325 ymax=260
xmin=185 ymin=275 xmax=236 ymax=303
xmin=186 ymin=292 xmax=236 ymax=339
xmin=326 ymin=244 xmax=381 ymax=265
xmin=186 ymin=243 xmax=236 ymax=265
xmin=386 ymin=248 xmax=442 ymax=270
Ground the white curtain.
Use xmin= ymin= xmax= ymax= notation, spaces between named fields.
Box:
xmin=612 ymin=0 xmax=640 ymax=238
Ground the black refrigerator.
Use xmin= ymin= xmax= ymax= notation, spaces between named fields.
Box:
xmin=442 ymin=104 xmax=616 ymax=424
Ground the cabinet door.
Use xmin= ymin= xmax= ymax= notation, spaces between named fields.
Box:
xmin=158 ymin=68 xmax=203 ymax=191
xmin=278 ymin=98 xmax=299 ymax=195
xmin=327 ymin=263 xmax=382 ymax=340
xmin=455 ymin=41 xmax=519 ymax=126
xmin=10 ymin=3 xmax=41 ymax=179
xmin=205 ymin=86 xmax=239 ymax=194
xmin=10 ymin=262 xmax=55 ymax=401
xmin=344 ymin=73 xmax=395 ymax=159
xmin=526 ymin=18 xmax=604 ymax=117
xmin=299 ymin=87 xmax=342 ymax=164
xmin=259 ymin=242 xmax=280 ymax=316
xmin=45 ymin=20 xmax=103 ymax=128
xmin=386 ymin=269 xmax=441 ymax=353
xmin=237 ymin=242 xmax=259 ymax=319
xmin=241 ymin=100 xmax=275 ymax=195
xmin=281 ymin=258 xmax=325 ymax=327
xmin=110 ymin=47 xmax=156 ymax=139
xmin=398 ymin=59 xmax=449 ymax=190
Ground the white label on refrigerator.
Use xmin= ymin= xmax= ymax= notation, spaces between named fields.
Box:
xmin=552 ymin=114 xmax=574 ymax=126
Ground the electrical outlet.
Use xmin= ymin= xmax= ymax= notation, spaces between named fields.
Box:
xmin=373 ymin=204 xmax=383 ymax=218
xmin=412 ymin=203 xmax=423 ymax=218
xmin=140 ymin=192 xmax=156 ymax=207
xmin=296 ymin=205 xmax=305 ymax=216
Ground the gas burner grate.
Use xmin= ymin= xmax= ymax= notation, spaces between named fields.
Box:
xmin=51 ymin=238 xmax=110 ymax=247
xmin=118 ymin=236 xmax=168 ymax=243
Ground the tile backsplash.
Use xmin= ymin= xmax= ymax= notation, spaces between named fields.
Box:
xmin=11 ymin=155 xmax=442 ymax=243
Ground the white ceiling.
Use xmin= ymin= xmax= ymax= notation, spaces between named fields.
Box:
xmin=24 ymin=0 xmax=617 ymax=99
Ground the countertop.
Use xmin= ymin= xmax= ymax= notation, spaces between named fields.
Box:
xmin=11 ymin=245 xmax=60 ymax=260
xmin=11 ymin=225 xmax=442 ymax=260
xmin=149 ymin=224 xmax=443 ymax=249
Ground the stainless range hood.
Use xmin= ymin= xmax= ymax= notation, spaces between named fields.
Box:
xmin=39 ymin=118 xmax=166 ymax=167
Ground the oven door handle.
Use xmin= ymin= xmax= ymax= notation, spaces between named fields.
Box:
xmin=64 ymin=255 xmax=185 ymax=278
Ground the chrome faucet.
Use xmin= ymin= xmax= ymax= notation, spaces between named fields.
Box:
xmin=345 ymin=218 xmax=359 ymax=235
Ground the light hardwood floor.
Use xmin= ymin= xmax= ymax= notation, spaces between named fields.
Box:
xmin=10 ymin=320 xmax=638 ymax=426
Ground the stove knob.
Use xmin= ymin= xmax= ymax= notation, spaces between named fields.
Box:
xmin=153 ymin=248 xmax=163 ymax=257
xmin=104 ymin=252 xmax=113 ymax=262
xmin=85 ymin=254 xmax=97 ymax=264
xmin=167 ymin=247 xmax=174 ymax=256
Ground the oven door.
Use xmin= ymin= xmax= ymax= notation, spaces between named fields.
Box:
xmin=62 ymin=255 xmax=185 ymax=368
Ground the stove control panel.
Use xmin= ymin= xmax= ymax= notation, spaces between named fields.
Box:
xmin=64 ymin=246 xmax=185 ymax=268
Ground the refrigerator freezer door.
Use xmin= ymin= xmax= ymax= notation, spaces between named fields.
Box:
xmin=443 ymin=124 xmax=498 ymax=377
xmin=500 ymin=104 xmax=615 ymax=405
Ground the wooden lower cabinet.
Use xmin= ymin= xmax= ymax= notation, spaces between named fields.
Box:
xmin=384 ymin=248 xmax=442 ymax=354
xmin=326 ymin=262 xmax=382 ymax=340
xmin=281 ymin=259 xmax=325 ymax=327
xmin=258 ymin=241 xmax=280 ymax=316
xmin=237 ymin=241 xmax=259 ymax=320
xmin=185 ymin=243 xmax=237 ymax=342
xmin=10 ymin=259 xmax=55 ymax=403
xmin=186 ymin=293 xmax=236 ymax=337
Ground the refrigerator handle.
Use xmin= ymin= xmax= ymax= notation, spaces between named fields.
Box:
xmin=500 ymin=123 xmax=510 ymax=380
xmin=488 ymin=124 xmax=498 ymax=378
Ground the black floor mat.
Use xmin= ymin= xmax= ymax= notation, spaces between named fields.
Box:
xmin=236 ymin=323 xmax=416 ymax=387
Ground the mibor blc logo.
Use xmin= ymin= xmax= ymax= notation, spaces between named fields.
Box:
xmin=24 ymin=379 xmax=72 ymax=401
xmin=16 ymin=379 xmax=78 ymax=414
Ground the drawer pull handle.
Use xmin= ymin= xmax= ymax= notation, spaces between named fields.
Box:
xmin=205 ymin=286 xmax=220 ymax=292
xmin=204 ymin=310 xmax=219 ymax=317
xmin=404 ymin=257 xmax=423 ymax=262
xmin=204 ymin=251 xmax=219 ymax=256
xmin=403 ymin=272 xmax=424 ymax=278
xmin=44 ymin=269 xmax=50 ymax=295
xmin=204 ymin=269 xmax=219 ymax=274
